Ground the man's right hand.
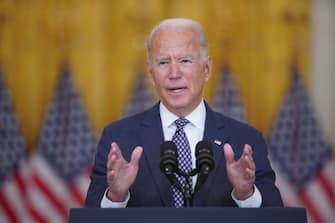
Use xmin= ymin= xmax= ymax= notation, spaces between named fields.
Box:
xmin=106 ymin=142 xmax=143 ymax=202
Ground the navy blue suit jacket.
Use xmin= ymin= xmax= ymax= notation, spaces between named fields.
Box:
xmin=85 ymin=102 xmax=283 ymax=207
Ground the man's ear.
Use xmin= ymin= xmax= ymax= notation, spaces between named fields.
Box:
xmin=146 ymin=61 xmax=155 ymax=86
xmin=204 ymin=56 xmax=212 ymax=81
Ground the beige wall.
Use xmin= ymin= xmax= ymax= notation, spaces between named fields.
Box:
xmin=312 ymin=0 xmax=335 ymax=148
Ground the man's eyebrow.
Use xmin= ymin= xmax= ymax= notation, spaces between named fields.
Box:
xmin=155 ymin=57 xmax=170 ymax=61
xmin=179 ymin=55 xmax=196 ymax=59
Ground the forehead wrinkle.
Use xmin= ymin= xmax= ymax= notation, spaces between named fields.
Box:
xmin=149 ymin=28 xmax=202 ymax=64
xmin=155 ymin=41 xmax=200 ymax=59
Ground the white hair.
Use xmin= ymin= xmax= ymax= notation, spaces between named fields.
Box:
xmin=146 ymin=18 xmax=209 ymax=61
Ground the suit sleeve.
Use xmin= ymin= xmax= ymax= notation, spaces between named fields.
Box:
xmin=253 ymin=131 xmax=283 ymax=207
xmin=84 ymin=127 xmax=111 ymax=207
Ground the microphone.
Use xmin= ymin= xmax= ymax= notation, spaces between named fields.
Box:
xmin=160 ymin=141 xmax=182 ymax=191
xmin=194 ymin=140 xmax=215 ymax=193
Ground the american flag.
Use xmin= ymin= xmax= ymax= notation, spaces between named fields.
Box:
xmin=267 ymin=67 xmax=335 ymax=223
xmin=0 ymin=71 xmax=32 ymax=222
xmin=123 ymin=72 xmax=154 ymax=117
xmin=212 ymin=67 xmax=247 ymax=122
xmin=26 ymin=65 xmax=97 ymax=223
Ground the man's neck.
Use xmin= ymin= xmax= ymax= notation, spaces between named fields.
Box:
xmin=160 ymin=100 xmax=204 ymax=118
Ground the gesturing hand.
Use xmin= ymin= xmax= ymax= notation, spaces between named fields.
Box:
xmin=223 ymin=143 xmax=256 ymax=200
xmin=106 ymin=142 xmax=143 ymax=202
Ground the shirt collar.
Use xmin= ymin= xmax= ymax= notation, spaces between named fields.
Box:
xmin=160 ymin=100 xmax=206 ymax=130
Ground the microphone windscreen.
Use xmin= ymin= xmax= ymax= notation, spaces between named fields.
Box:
xmin=159 ymin=141 xmax=183 ymax=193
xmin=160 ymin=141 xmax=177 ymax=156
xmin=195 ymin=140 xmax=213 ymax=156
xmin=160 ymin=141 xmax=178 ymax=174
xmin=195 ymin=140 xmax=214 ymax=172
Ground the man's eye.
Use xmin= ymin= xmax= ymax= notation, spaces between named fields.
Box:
xmin=180 ymin=59 xmax=192 ymax=64
xmin=158 ymin=61 xmax=169 ymax=66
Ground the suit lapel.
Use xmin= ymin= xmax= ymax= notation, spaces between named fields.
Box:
xmin=195 ymin=104 xmax=231 ymax=205
xmin=203 ymin=104 xmax=230 ymax=168
xmin=139 ymin=104 xmax=174 ymax=206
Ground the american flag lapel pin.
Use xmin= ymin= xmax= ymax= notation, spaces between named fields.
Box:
xmin=214 ymin=140 xmax=222 ymax=146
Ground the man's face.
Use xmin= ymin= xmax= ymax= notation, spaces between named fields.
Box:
xmin=147 ymin=27 xmax=212 ymax=117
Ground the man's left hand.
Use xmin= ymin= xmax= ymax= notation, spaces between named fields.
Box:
xmin=223 ymin=143 xmax=256 ymax=200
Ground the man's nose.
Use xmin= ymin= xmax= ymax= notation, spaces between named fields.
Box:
xmin=169 ymin=61 xmax=181 ymax=78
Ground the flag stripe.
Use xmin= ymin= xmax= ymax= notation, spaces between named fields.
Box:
xmin=0 ymin=190 xmax=18 ymax=223
xmin=318 ymin=172 xmax=335 ymax=210
xmin=75 ymin=173 xmax=91 ymax=197
xmin=272 ymin=162 xmax=301 ymax=207
xmin=0 ymin=207 xmax=10 ymax=223
xmin=14 ymin=170 xmax=48 ymax=223
xmin=299 ymin=191 xmax=324 ymax=223
xmin=1 ymin=172 xmax=35 ymax=223
xmin=69 ymin=182 xmax=85 ymax=205
xmin=31 ymin=155 xmax=79 ymax=205
xmin=268 ymin=69 xmax=335 ymax=223
xmin=302 ymin=178 xmax=335 ymax=223
xmin=29 ymin=186 xmax=64 ymax=223
xmin=22 ymin=69 xmax=97 ymax=223
xmin=32 ymin=173 xmax=69 ymax=221
xmin=14 ymin=171 xmax=26 ymax=195
xmin=0 ymin=71 xmax=29 ymax=223
xmin=28 ymin=206 xmax=48 ymax=223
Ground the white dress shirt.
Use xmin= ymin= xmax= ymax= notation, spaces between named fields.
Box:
xmin=101 ymin=100 xmax=262 ymax=208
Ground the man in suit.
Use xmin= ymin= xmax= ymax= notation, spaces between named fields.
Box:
xmin=85 ymin=18 xmax=283 ymax=208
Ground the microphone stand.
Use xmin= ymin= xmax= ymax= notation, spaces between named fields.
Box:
xmin=176 ymin=169 xmax=198 ymax=207
xmin=160 ymin=140 xmax=215 ymax=208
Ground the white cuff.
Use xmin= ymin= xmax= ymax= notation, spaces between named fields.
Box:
xmin=100 ymin=188 xmax=130 ymax=208
xmin=231 ymin=185 xmax=262 ymax=208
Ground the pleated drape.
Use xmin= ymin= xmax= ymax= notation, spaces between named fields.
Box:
xmin=0 ymin=0 xmax=310 ymax=150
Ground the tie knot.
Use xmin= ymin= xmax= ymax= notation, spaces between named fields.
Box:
xmin=174 ymin=118 xmax=189 ymax=130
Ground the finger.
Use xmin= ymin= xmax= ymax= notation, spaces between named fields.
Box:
xmin=108 ymin=144 xmax=116 ymax=162
xmin=107 ymin=155 xmax=117 ymax=184
xmin=243 ymin=145 xmax=255 ymax=180
xmin=245 ymin=167 xmax=255 ymax=182
xmin=107 ymin=151 xmax=117 ymax=171
xmin=223 ymin=143 xmax=235 ymax=165
xmin=108 ymin=142 xmax=125 ymax=164
xmin=110 ymin=142 xmax=123 ymax=159
xmin=242 ymin=144 xmax=255 ymax=169
xmin=246 ymin=155 xmax=256 ymax=170
xmin=242 ymin=144 xmax=253 ymax=157
xmin=130 ymin=146 xmax=143 ymax=166
xmin=107 ymin=168 xmax=116 ymax=181
xmin=107 ymin=143 xmax=124 ymax=172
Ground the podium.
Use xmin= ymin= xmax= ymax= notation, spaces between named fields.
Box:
xmin=69 ymin=207 xmax=307 ymax=223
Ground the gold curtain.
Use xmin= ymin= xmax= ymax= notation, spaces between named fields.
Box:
xmin=0 ymin=0 xmax=310 ymax=150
